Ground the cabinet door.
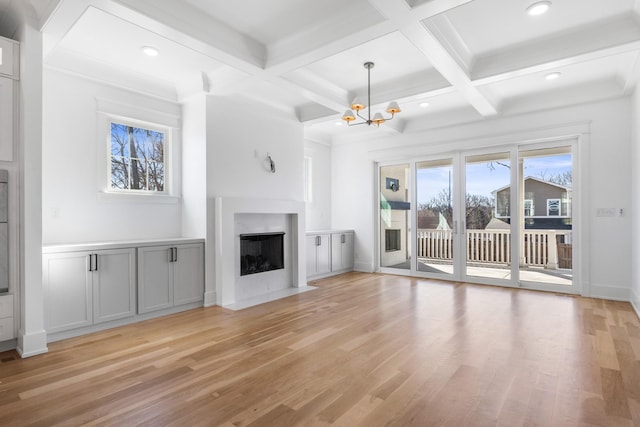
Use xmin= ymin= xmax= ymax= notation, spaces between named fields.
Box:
xmin=306 ymin=235 xmax=319 ymax=275
xmin=342 ymin=232 xmax=354 ymax=270
xmin=173 ymin=243 xmax=204 ymax=306
xmin=43 ymin=251 xmax=92 ymax=333
xmin=316 ymin=234 xmax=331 ymax=274
xmin=138 ymin=245 xmax=173 ymax=314
xmin=0 ymin=77 xmax=13 ymax=162
xmin=331 ymin=233 xmax=355 ymax=272
xmin=331 ymin=234 xmax=343 ymax=271
xmin=93 ymin=248 xmax=136 ymax=324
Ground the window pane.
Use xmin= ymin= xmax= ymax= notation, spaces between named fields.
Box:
xmin=110 ymin=122 xmax=165 ymax=192
xmin=148 ymin=161 xmax=164 ymax=191
xmin=110 ymin=156 xmax=128 ymax=189
xmin=129 ymin=157 xmax=146 ymax=190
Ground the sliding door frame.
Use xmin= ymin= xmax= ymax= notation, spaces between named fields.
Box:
xmin=375 ymin=135 xmax=582 ymax=296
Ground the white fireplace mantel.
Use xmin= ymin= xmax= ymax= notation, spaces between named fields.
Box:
xmin=210 ymin=197 xmax=307 ymax=307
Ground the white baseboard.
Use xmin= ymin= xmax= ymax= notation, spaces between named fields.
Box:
xmin=354 ymin=261 xmax=374 ymax=273
xmin=589 ymin=283 xmax=631 ymax=301
xmin=17 ymin=329 xmax=48 ymax=358
xmin=632 ymin=287 xmax=640 ymax=320
xmin=204 ymin=290 xmax=217 ymax=307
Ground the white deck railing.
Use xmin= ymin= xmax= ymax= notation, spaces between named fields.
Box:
xmin=416 ymin=229 xmax=566 ymax=269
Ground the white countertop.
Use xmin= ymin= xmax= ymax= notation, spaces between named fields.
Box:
xmin=306 ymin=229 xmax=354 ymax=235
xmin=43 ymin=237 xmax=205 ymax=253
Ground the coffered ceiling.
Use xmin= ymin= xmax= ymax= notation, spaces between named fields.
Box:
xmin=4 ymin=0 xmax=640 ymax=140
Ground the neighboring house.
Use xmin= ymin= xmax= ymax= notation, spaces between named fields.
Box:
xmin=491 ymin=177 xmax=572 ymax=229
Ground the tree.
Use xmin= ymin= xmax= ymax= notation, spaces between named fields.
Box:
xmin=110 ymin=123 xmax=165 ymax=191
xmin=540 ymin=170 xmax=572 ymax=186
xmin=418 ymin=190 xmax=494 ymax=230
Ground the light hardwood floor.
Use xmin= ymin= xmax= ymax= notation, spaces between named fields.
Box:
xmin=1 ymin=272 xmax=639 ymax=426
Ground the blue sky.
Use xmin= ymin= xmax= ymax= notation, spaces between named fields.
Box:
xmin=416 ymin=154 xmax=572 ymax=205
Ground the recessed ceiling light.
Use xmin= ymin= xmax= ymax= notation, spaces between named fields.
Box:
xmin=527 ymin=1 xmax=551 ymax=16
xmin=545 ymin=72 xmax=561 ymax=80
xmin=419 ymin=102 xmax=430 ymax=108
xmin=142 ymin=46 xmax=159 ymax=57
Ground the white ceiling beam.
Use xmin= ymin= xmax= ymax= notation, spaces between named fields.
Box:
xmin=366 ymin=0 xmax=498 ymax=117
xmin=253 ymin=0 xmax=476 ymax=122
xmin=623 ymin=51 xmax=640 ymax=95
xmin=408 ymin=0 xmax=474 ymax=21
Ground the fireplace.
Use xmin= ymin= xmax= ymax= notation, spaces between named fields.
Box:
xmin=240 ymin=232 xmax=285 ymax=276
xmin=211 ymin=197 xmax=309 ymax=308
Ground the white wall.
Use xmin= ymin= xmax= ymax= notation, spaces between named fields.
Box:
xmin=632 ymin=89 xmax=640 ymax=314
xmin=205 ymin=96 xmax=304 ymax=200
xmin=42 ymin=69 xmax=183 ymax=244
xmin=332 ymin=97 xmax=633 ymax=300
xmin=304 ymin=139 xmax=332 ymax=231
xmin=181 ymin=94 xmax=207 ymax=238
xmin=202 ymin=96 xmax=304 ymax=304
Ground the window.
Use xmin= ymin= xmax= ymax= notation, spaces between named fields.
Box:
xmin=547 ymin=198 xmax=560 ymax=216
xmin=496 ymin=190 xmax=510 ymax=217
xmin=110 ymin=122 xmax=166 ymax=192
xmin=385 ymin=229 xmax=401 ymax=251
xmin=304 ymin=156 xmax=312 ymax=202
xmin=524 ymin=199 xmax=534 ymax=217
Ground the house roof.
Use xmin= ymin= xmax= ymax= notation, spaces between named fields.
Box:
xmin=4 ymin=0 xmax=635 ymax=143
xmin=491 ymin=176 xmax=572 ymax=195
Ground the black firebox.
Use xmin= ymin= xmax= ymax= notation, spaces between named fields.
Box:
xmin=239 ymin=232 xmax=285 ymax=276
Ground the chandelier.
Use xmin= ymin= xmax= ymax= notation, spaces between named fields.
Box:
xmin=342 ymin=61 xmax=401 ymax=127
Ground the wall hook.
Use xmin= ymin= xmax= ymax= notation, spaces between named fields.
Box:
xmin=267 ymin=153 xmax=276 ymax=173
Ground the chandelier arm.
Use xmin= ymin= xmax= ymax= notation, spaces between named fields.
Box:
xmin=367 ymin=63 xmax=372 ymax=124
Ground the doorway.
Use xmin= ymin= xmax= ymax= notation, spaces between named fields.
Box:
xmin=378 ymin=141 xmax=577 ymax=293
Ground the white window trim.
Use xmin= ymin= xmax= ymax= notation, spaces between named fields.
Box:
xmin=524 ymin=199 xmax=534 ymax=217
xmin=547 ymin=198 xmax=561 ymax=216
xmin=96 ymin=98 xmax=180 ymax=203
xmin=304 ymin=156 xmax=313 ymax=203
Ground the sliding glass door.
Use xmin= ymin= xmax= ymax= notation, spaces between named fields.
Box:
xmin=463 ymin=151 xmax=513 ymax=285
xmin=378 ymin=140 xmax=577 ymax=293
xmin=517 ymin=145 xmax=574 ymax=291
xmin=415 ymin=158 xmax=457 ymax=279
xmin=379 ymin=163 xmax=411 ymax=272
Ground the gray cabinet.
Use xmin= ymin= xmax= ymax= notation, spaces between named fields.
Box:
xmin=307 ymin=230 xmax=354 ymax=280
xmin=331 ymin=232 xmax=354 ymax=272
xmin=0 ymin=77 xmax=14 ymax=162
xmin=92 ymin=249 xmax=136 ymax=324
xmin=138 ymin=243 xmax=204 ymax=314
xmin=43 ymin=248 xmax=135 ymax=333
xmin=306 ymin=234 xmax=331 ymax=278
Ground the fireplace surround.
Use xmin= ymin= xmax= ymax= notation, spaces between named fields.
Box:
xmin=210 ymin=197 xmax=309 ymax=308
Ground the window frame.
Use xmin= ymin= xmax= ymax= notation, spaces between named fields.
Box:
xmin=96 ymin=97 xmax=180 ymax=203
xmin=108 ymin=119 xmax=169 ymax=194
xmin=304 ymin=156 xmax=313 ymax=203
xmin=547 ymin=198 xmax=561 ymax=216
xmin=524 ymin=199 xmax=534 ymax=217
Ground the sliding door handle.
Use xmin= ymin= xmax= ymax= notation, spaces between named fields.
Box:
xmin=173 ymin=247 xmax=178 ymax=262
xmin=88 ymin=254 xmax=93 ymax=272
xmin=94 ymin=254 xmax=98 ymax=271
